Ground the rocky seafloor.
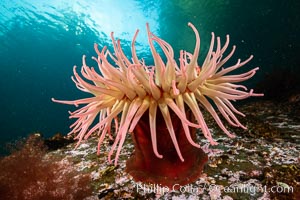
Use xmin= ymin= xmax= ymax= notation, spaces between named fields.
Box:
xmin=1 ymin=100 xmax=299 ymax=200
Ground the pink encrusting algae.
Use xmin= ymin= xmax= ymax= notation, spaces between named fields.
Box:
xmin=52 ymin=22 xmax=263 ymax=167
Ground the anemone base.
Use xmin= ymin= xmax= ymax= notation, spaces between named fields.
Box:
xmin=125 ymin=109 xmax=208 ymax=189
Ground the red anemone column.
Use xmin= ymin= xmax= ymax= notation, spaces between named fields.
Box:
xmin=125 ymin=108 xmax=208 ymax=188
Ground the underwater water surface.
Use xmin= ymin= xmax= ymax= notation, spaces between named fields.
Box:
xmin=0 ymin=0 xmax=299 ymax=155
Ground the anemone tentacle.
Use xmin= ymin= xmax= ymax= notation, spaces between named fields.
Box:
xmin=52 ymin=23 xmax=263 ymax=165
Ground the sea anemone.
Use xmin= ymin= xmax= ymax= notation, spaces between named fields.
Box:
xmin=52 ymin=22 xmax=263 ymax=187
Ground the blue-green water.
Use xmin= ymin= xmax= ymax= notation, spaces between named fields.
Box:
xmin=0 ymin=0 xmax=299 ymax=155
